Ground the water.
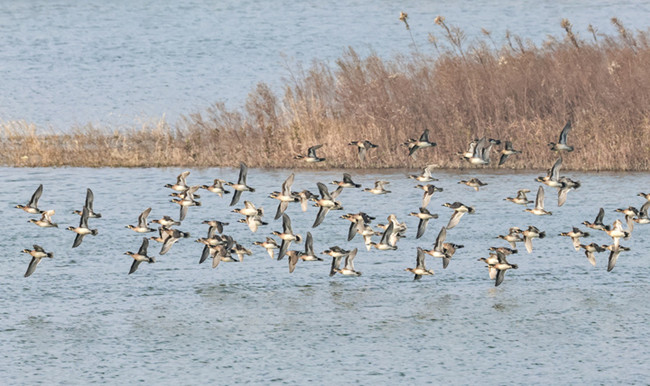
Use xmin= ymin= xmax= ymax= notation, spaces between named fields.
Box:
xmin=1 ymin=167 xmax=649 ymax=383
xmin=1 ymin=1 xmax=649 ymax=129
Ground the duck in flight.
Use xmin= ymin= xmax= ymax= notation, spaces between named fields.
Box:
xmin=67 ymin=206 xmax=98 ymax=248
xmin=29 ymin=209 xmax=58 ymax=228
xmin=525 ymin=186 xmax=552 ymax=216
xmin=504 ymin=189 xmax=533 ymax=206
xmin=294 ymin=144 xmax=326 ymax=163
xmin=405 ymin=247 xmax=435 ymax=280
xmin=126 ymin=207 xmax=156 ymax=233
xmin=443 ymin=202 xmax=475 ymax=229
xmin=548 ymin=120 xmax=574 ymax=152
xmin=403 ymin=129 xmax=436 ymax=159
xmin=72 ymin=188 xmax=102 ymax=218
xmin=16 ymin=184 xmax=44 ymax=214
xmin=125 ymin=238 xmax=156 ymax=274
xmin=273 ymin=213 xmax=302 ymax=260
xmin=498 ymin=141 xmax=522 ymax=166
xmin=349 ymin=140 xmax=378 ymax=162
xmin=22 ymin=245 xmax=54 ymax=277
xmin=458 ymin=177 xmax=487 ymax=191
xmin=408 ymin=165 xmax=439 ymax=182
xmin=312 ymin=182 xmax=343 ymax=228
xmin=270 ymin=173 xmax=298 ymax=220
xmin=226 ymin=162 xmax=255 ymax=206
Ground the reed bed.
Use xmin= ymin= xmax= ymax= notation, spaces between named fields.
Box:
xmin=1 ymin=17 xmax=650 ymax=170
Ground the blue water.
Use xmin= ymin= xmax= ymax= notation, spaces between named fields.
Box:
xmin=0 ymin=0 xmax=649 ymax=129
xmin=0 ymin=167 xmax=649 ymax=383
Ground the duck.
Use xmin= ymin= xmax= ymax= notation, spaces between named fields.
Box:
xmin=253 ymin=237 xmax=279 ymax=259
xmin=548 ymin=120 xmax=574 ymax=152
xmin=370 ymin=222 xmax=398 ymax=251
xmin=408 ymin=165 xmax=439 ymax=182
xmin=491 ymin=251 xmax=518 ymax=287
xmin=524 ymin=186 xmax=552 ymax=216
xmin=232 ymin=201 xmax=264 ymax=218
xmin=559 ymin=227 xmax=590 ymax=251
xmin=604 ymin=219 xmax=630 ymax=248
xmin=238 ymin=215 xmax=268 ymax=233
xmin=350 ymin=222 xmax=379 ymax=251
xmin=404 ymin=129 xmax=436 ymax=159
xmin=16 ymin=184 xmax=44 ymax=214
xmin=332 ymin=173 xmax=361 ymax=189
xmin=488 ymin=246 xmax=518 ymax=255
xmin=331 ymin=248 xmax=361 ymax=276
xmin=197 ymin=234 xmax=229 ymax=264
xmin=301 ymin=232 xmax=323 ymax=262
xmin=72 ymin=188 xmax=101 ymax=218
xmin=557 ymin=176 xmax=581 ymax=206
xmin=423 ymin=226 xmax=452 ymax=268
xmin=231 ymin=243 xmax=252 ymax=262
xmin=382 ymin=214 xmax=407 ymax=242
xmin=478 ymin=253 xmax=499 ymax=280
xmin=201 ymin=220 xmax=229 ymax=234
xmin=604 ymin=244 xmax=631 ymax=272
xmin=632 ymin=201 xmax=650 ymax=225
xmin=497 ymin=227 xmax=524 ymax=249
xmin=458 ymin=177 xmax=487 ymax=191
xmin=294 ymin=144 xmax=325 ymax=163
xmin=151 ymin=216 xmax=181 ymax=229
xmin=286 ymin=250 xmax=305 ymax=273
xmin=67 ymin=206 xmax=98 ymax=248
xmin=165 ymin=171 xmax=191 ymax=192
xmin=209 ymin=237 xmax=237 ymax=269
xmin=405 ymin=247 xmax=435 ymax=280
xmin=416 ymin=184 xmax=443 ymax=208
xmin=270 ymin=173 xmax=298 ymax=220
xmin=443 ymin=202 xmax=475 ymax=229
xmin=536 ymin=157 xmax=563 ymax=188
xmin=272 ymin=213 xmax=302 ymax=260
xmin=582 ymin=208 xmax=608 ymax=231
xmin=126 ymin=208 xmax=155 ymax=233
xmin=458 ymin=139 xmax=478 ymax=162
xmin=200 ymin=179 xmax=230 ymax=197
xmin=498 ymin=141 xmax=522 ymax=166
xmin=125 ymin=238 xmax=156 ymax=274
xmin=504 ymin=189 xmax=533 ymax=206
xmin=467 ymin=137 xmax=496 ymax=165
xmin=295 ymin=190 xmax=317 ymax=212
xmin=341 ymin=212 xmax=375 ymax=241
xmin=156 ymin=227 xmax=191 ymax=255
xmin=364 ymin=180 xmax=391 ymax=195
xmin=170 ymin=185 xmax=201 ymax=221
xmin=579 ymin=243 xmax=606 ymax=267
xmin=226 ymin=162 xmax=255 ymax=206
xmin=312 ymin=182 xmax=343 ymax=228
xmin=522 ymin=226 xmax=545 ymax=253
xmin=409 ymin=207 xmax=438 ymax=239
xmin=29 ymin=208 xmax=58 ymax=228
xmin=615 ymin=206 xmax=639 ymax=233
xmin=349 ymin=140 xmax=378 ymax=161
xmin=22 ymin=245 xmax=54 ymax=277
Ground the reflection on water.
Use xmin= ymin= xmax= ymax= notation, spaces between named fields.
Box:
xmin=0 ymin=167 xmax=649 ymax=383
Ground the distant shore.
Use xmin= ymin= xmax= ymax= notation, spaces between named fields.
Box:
xmin=2 ymin=18 xmax=649 ymax=171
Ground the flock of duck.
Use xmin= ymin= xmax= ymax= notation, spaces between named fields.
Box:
xmin=15 ymin=120 xmax=649 ymax=285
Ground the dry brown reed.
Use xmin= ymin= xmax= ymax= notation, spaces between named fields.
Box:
xmin=2 ymin=18 xmax=650 ymax=171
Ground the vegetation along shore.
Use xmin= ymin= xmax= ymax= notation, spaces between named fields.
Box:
xmin=1 ymin=17 xmax=649 ymax=170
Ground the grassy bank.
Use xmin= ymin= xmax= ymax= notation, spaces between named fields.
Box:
xmin=2 ymin=17 xmax=649 ymax=170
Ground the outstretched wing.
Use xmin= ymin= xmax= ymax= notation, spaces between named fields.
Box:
xmin=29 ymin=184 xmax=44 ymax=207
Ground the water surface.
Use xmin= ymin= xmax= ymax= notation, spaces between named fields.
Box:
xmin=0 ymin=167 xmax=649 ymax=383
xmin=0 ymin=1 xmax=648 ymax=128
